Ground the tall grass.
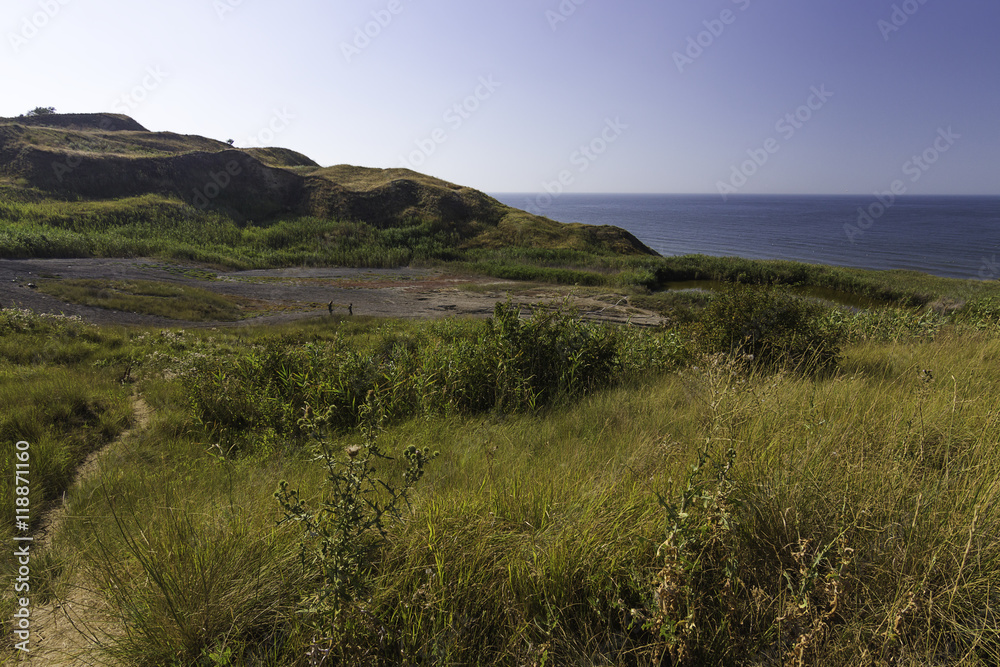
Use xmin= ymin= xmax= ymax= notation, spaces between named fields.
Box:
xmin=0 ymin=197 xmax=461 ymax=269
xmin=219 ymin=327 xmax=997 ymax=665
xmin=4 ymin=301 xmax=1000 ymax=665
xmin=0 ymin=310 xmax=132 ymax=540
xmin=0 ymin=309 xmax=132 ymax=639
xmin=87 ymin=482 xmax=304 ymax=665
xmin=646 ymin=254 xmax=1000 ymax=307
xmin=185 ymin=304 xmax=689 ymax=455
xmin=336 ymin=331 xmax=1000 ymax=665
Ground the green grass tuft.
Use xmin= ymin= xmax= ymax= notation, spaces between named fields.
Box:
xmin=37 ymin=278 xmax=255 ymax=321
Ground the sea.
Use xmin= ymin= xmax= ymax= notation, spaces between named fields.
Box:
xmin=489 ymin=194 xmax=1000 ymax=281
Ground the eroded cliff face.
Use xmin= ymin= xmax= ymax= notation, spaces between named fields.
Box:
xmin=301 ymin=174 xmax=505 ymax=231
xmin=2 ymin=142 xmax=302 ymax=221
xmin=0 ymin=113 xmax=657 ymax=255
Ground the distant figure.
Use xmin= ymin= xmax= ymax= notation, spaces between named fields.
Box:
xmin=328 ymin=301 xmax=333 ymax=315
xmin=348 ymin=303 xmax=353 ymax=316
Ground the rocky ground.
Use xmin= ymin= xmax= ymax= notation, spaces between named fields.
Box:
xmin=0 ymin=257 xmax=665 ymax=327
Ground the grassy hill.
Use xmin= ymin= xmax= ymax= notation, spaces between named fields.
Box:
xmin=1 ymin=113 xmax=997 ymax=308
xmin=2 ymin=111 xmax=148 ymax=132
xmin=0 ymin=112 xmax=654 ymax=259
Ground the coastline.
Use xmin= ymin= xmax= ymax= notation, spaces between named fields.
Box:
xmin=491 ymin=193 xmax=1000 ymax=281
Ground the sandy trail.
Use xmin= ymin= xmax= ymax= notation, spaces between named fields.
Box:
xmin=26 ymin=395 xmax=153 ymax=666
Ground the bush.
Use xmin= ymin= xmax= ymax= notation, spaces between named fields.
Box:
xmin=694 ymin=285 xmax=841 ymax=371
xmin=829 ymin=306 xmax=948 ymax=343
xmin=957 ymin=297 xmax=1000 ymax=330
xmin=482 ymin=302 xmax=621 ymax=410
xmin=275 ymin=394 xmax=436 ymax=629
xmin=186 ymin=306 xmax=666 ymax=456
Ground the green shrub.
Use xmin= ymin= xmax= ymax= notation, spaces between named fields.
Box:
xmin=481 ymin=302 xmax=621 ymax=410
xmin=186 ymin=306 xmax=669 ymax=456
xmin=957 ymin=296 xmax=1000 ymax=330
xmin=275 ymin=394 xmax=435 ymax=628
xmin=693 ymin=285 xmax=841 ymax=371
xmin=828 ymin=306 xmax=948 ymax=343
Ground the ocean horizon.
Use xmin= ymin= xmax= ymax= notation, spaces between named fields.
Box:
xmin=489 ymin=193 xmax=1000 ymax=281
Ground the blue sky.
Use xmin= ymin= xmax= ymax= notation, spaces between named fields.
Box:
xmin=2 ymin=0 xmax=997 ymax=195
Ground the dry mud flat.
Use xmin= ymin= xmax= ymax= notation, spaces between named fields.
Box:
xmin=0 ymin=258 xmax=665 ymax=327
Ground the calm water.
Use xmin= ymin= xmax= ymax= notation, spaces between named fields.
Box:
xmin=490 ymin=194 xmax=1000 ymax=280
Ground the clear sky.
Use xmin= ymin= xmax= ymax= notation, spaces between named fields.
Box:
xmin=3 ymin=0 xmax=998 ymax=195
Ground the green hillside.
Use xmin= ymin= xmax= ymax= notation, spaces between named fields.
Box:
xmin=0 ymin=112 xmax=654 ymax=261
xmin=2 ymin=113 xmax=996 ymax=308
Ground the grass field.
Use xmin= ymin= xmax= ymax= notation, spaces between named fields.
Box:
xmin=2 ymin=282 xmax=999 ymax=665
xmin=36 ymin=278 xmax=257 ymax=321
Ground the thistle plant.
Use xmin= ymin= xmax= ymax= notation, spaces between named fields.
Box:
xmin=275 ymin=390 xmax=437 ymax=618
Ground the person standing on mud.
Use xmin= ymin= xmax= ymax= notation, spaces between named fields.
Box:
xmin=348 ymin=303 xmax=353 ymax=316
xmin=328 ymin=301 xmax=333 ymax=315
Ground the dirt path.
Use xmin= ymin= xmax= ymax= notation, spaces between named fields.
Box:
xmin=0 ymin=258 xmax=666 ymax=328
xmin=26 ymin=395 xmax=153 ymax=666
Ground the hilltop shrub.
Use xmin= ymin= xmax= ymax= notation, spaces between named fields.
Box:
xmin=694 ymin=285 xmax=841 ymax=371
